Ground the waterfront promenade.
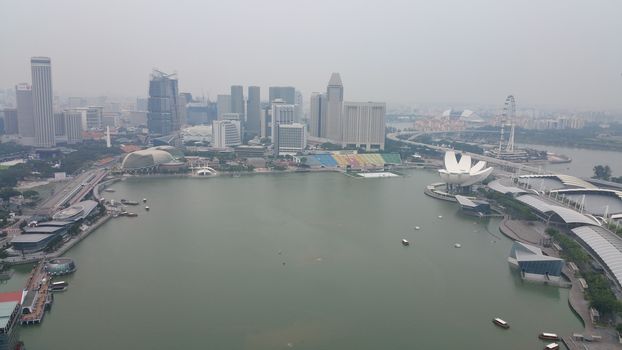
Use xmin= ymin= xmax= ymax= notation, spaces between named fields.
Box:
xmin=498 ymin=218 xmax=622 ymax=349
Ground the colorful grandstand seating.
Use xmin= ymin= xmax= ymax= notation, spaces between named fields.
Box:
xmin=308 ymin=153 xmax=401 ymax=169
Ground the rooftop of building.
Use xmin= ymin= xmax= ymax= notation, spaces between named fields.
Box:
xmin=11 ymin=233 xmax=55 ymax=243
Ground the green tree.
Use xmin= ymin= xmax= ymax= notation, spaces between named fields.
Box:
xmin=593 ymin=165 xmax=612 ymax=181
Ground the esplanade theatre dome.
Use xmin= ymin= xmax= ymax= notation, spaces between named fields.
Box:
xmin=121 ymin=148 xmax=180 ymax=171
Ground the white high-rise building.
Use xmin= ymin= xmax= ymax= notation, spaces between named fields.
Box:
xmin=325 ymin=73 xmax=343 ymax=143
xmin=309 ymin=92 xmax=327 ymax=138
xmin=212 ymin=120 xmax=241 ymax=148
xmin=217 ymin=95 xmax=231 ymax=119
xmin=276 ymin=123 xmax=306 ymax=155
xmin=270 ymin=102 xmax=295 ymax=141
xmin=31 ymin=57 xmax=56 ymax=147
xmin=341 ymin=102 xmax=386 ymax=150
xmin=64 ymin=110 xmax=83 ymax=144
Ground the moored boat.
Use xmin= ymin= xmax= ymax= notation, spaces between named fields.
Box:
xmin=492 ymin=318 xmax=509 ymax=329
xmin=539 ymin=333 xmax=559 ymax=341
xmin=120 ymin=199 xmax=139 ymax=205
xmin=51 ymin=281 xmax=68 ymax=292
xmin=544 ymin=343 xmax=559 ymax=350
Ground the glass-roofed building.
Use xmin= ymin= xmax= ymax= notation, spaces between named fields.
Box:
xmin=508 ymin=242 xmax=565 ymax=283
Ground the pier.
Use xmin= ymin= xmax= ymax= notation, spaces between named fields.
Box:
xmin=20 ymin=260 xmax=52 ymax=325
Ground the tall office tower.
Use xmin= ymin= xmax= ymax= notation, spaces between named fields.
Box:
xmin=64 ymin=110 xmax=83 ymax=144
xmin=325 ymin=73 xmax=343 ymax=143
xmin=294 ymin=90 xmax=304 ymax=122
xmin=230 ymin=85 xmax=245 ymax=121
xmin=270 ymin=101 xmax=294 ymax=140
xmin=212 ymin=120 xmax=241 ymax=148
xmin=217 ymin=94 xmax=231 ymax=119
xmin=15 ymin=83 xmax=35 ymax=139
xmin=178 ymin=92 xmax=192 ymax=127
xmin=271 ymin=102 xmax=295 ymax=156
xmin=275 ymin=123 xmax=306 ymax=156
xmin=147 ymin=70 xmax=179 ymax=136
xmin=2 ymin=109 xmax=18 ymax=134
xmin=31 ymin=57 xmax=56 ymax=147
xmin=341 ymin=102 xmax=386 ymax=150
xmin=268 ymin=86 xmax=296 ymax=104
xmin=309 ymin=92 xmax=327 ymax=137
xmin=246 ymin=86 xmax=261 ymax=136
xmin=54 ymin=112 xmax=65 ymax=136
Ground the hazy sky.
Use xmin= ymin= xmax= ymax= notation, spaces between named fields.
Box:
xmin=1 ymin=0 xmax=621 ymax=110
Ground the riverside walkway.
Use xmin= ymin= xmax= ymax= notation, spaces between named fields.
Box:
xmin=498 ymin=218 xmax=622 ymax=349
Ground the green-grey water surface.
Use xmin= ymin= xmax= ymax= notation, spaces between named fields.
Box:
xmin=5 ymin=169 xmax=582 ymax=349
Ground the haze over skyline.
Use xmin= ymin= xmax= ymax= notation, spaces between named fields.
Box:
xmin=1 ymin=0 xmax=621 ymax=110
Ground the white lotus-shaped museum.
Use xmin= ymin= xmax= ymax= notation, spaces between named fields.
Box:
xmin=438 ymin=151 xmax=493 ymax=186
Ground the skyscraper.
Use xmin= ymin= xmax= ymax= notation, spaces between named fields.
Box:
xmin=54 ymin=112 xmax=65 ymax=137
xmin=268 ymin=86 xmax=296 ymax=104
xmin=64 ymin=110 xmax=83 ymax=144
xmin=230 ymin=85 xmax=245 ymax=122
xmin=325 ymin=73 xmax=343 ymax=143
xmin=147 ymin=70 xmax=179 ymax=136
xmin=246 ymin=86 xmax=261 ymax=136
xmin=217 ymin=94 xmax=231 ymax=119
xmin=2 ymin=109 xmax=18 ymax=135
xmin=271 ymin=102 xmax=295 ymax=156
xmin=16 ymin=83 xmax=34 ymax=139
xmin=341 ymin=102 xmax=386 ymax=150
xmin=295 ymin=90 xmax=304 ymax=123
xmin=309 ymin=92 xmax=327 ymax=138
xmin=31 ymin=57 xmax=56 ymax=147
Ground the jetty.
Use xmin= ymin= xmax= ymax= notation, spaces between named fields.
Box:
xmin=20 ymin=260 xmax=53 ymax=325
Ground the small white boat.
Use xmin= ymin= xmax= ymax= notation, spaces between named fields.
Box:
xmin=492 ymin=318 xmax=509 ymax=329
xmin=438 ymin=215 xmax=443 ymax=219
xmin=544 ymin=343 xmax=559 ymax=350
xmin=539 ymin=333 xmax=560 ymax=341
xmin=401 ymin=239 xmax=410 ymax=246
xmin=454 ymin=243 xmax=461 ymax=248
xmin=414 ymin=226 xmax=421 ymax=230
xmin=142 ymin=198 xmax=147 ymax=203
xmin=145 ymin=206 xmax=150 ymax=211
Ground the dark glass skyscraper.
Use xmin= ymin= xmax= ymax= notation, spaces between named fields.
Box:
xmin=268 ymin=86 xmax=295 ymax=104
xmin=246 ymin=86 xmax=260 ymax=136
xmin=230 ymin=85 xmax=245 ymax=121
xmin=147 ymin=70 xmax=179 ymax=136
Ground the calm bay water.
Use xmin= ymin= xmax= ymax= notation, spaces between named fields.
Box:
xmin=3 ymin=169 xmax=582 ymax=349
xmin=529 ymin=144 xmax=622 ymax=178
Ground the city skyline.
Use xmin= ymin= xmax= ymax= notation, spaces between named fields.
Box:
xmin=1 ymin=0 xmax=621 ymax=110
